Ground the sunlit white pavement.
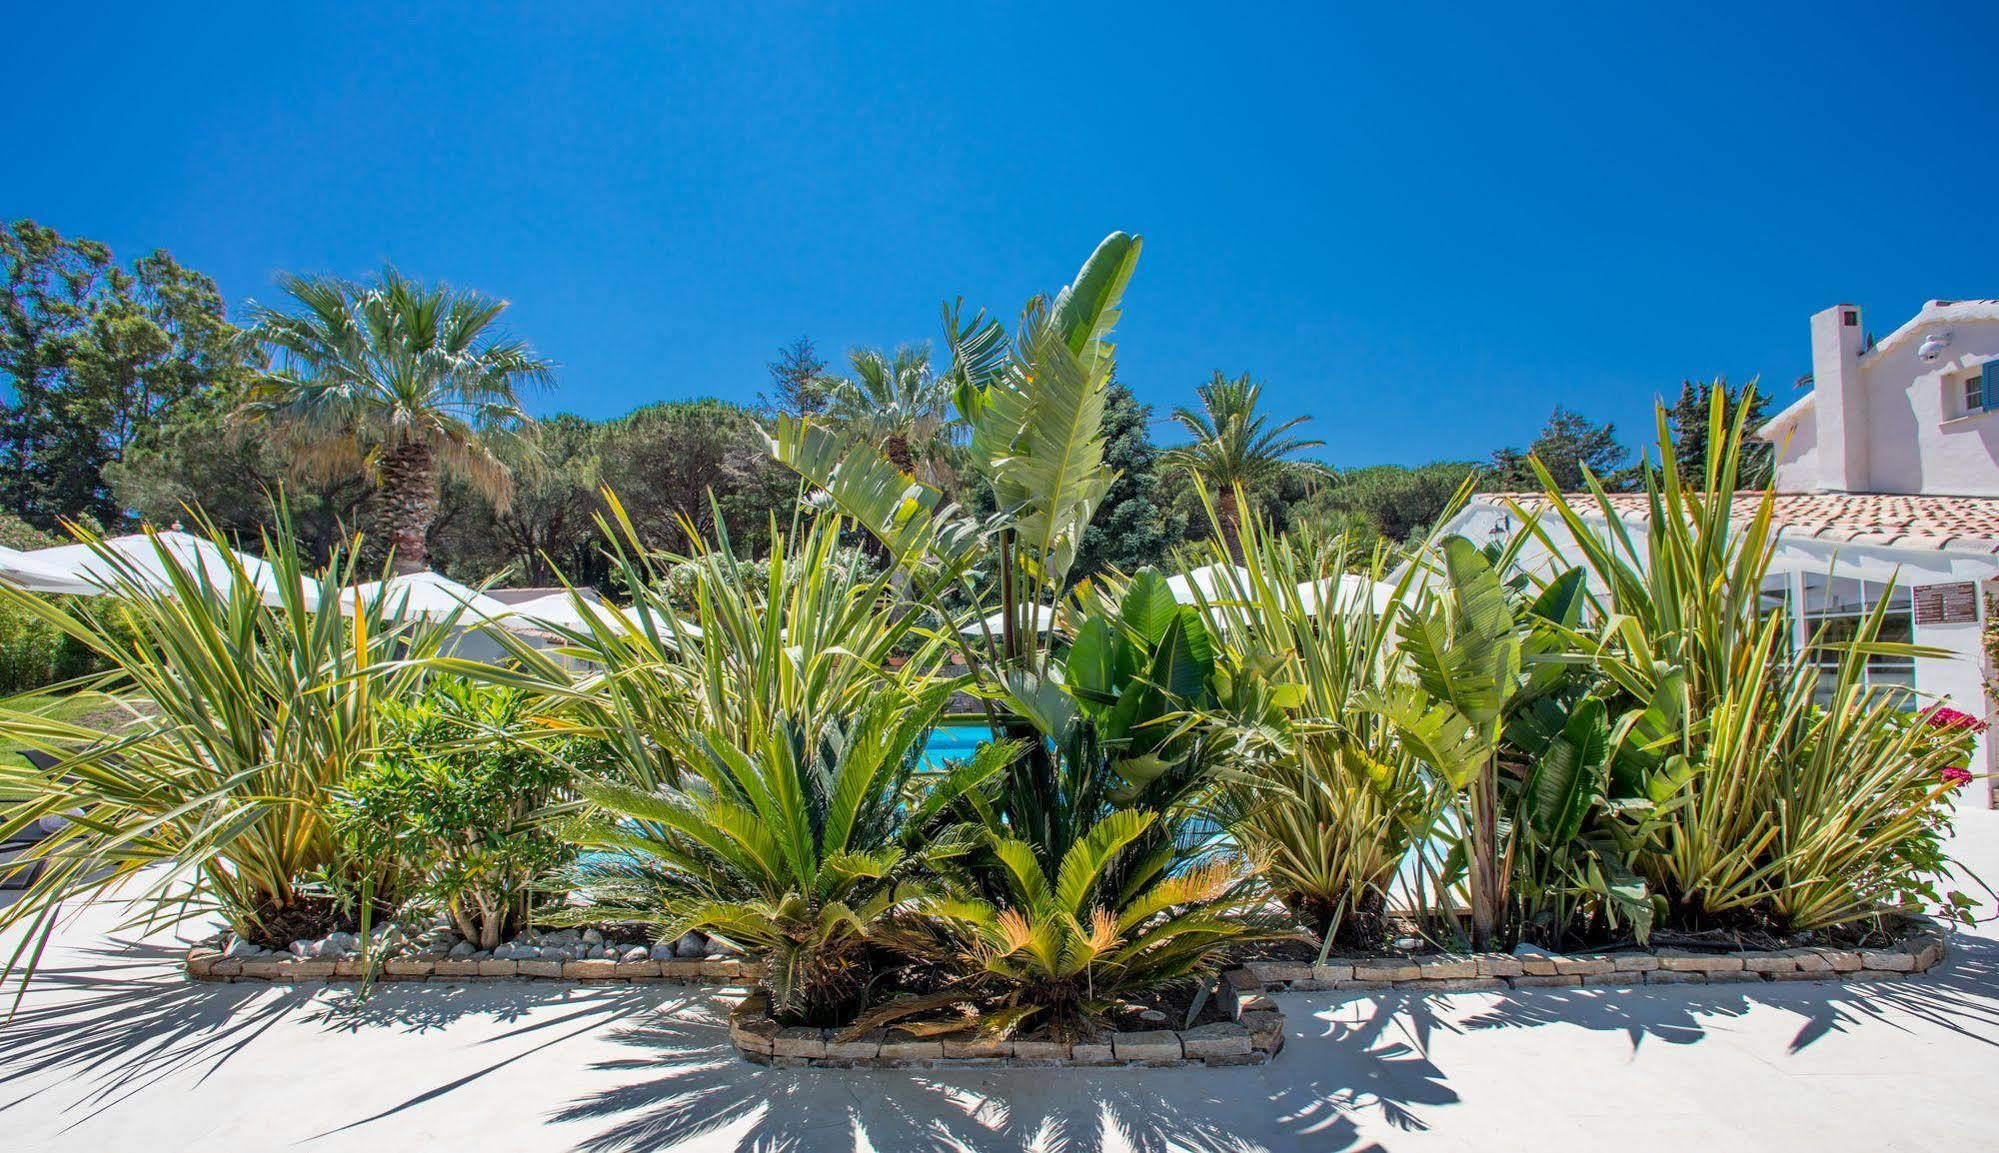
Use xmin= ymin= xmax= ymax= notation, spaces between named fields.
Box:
xmin=2 ymin=808 xmax=1995 ymax=1152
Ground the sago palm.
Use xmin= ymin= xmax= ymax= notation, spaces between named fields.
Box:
xmin=1165 ymin=372 xmax=1322 ymax=561
xmin=559 ymin=681 xmax=1015 ymax=1024
xmin=237 ymin=267 xmax=552 ymax=573
xmin=859 ymin=810 xmax=1270 ymax=1042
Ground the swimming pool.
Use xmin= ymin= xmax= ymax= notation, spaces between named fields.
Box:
xmin=917 ymin=720 xmax=991 ymax=772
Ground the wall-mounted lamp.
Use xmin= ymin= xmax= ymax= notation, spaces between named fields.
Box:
xmin=1918 ymin=330 xmax=1953 ymax=362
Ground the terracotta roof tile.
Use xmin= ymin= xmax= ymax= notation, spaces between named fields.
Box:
xmin=1485 ymin=491 xmax=1999 ymax=556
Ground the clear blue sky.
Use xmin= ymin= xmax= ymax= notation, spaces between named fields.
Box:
xmin=10 ymin=2 xmax=1997 ymax=466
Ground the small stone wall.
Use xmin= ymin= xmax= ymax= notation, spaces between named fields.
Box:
xmin=1219 ymin=917 xmax=1949 ymax=1015
xmin=185 ymin=946 xmax=759 ymax=984
xmin=725 ymin=991 xmax=1286 ymax=1068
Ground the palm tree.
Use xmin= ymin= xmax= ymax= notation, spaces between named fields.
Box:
xmin=824 ymin=344 xmax=959 ymax=486
xmin=1165 ymin=371 xmax=1323 ymax=560
xmin=237 ymin=268 xmax=551 ymax=573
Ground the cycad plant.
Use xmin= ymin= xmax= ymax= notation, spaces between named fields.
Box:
xmin=0 ymin=517 xmax=457 ymax=974
xmin=561 ymin=681 xmax=1014 ymax=1024
xmin=861 ymin=810 xmax=1268 ymax=1042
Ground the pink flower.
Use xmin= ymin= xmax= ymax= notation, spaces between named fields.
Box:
xmin=1923 ymin=705 xmax=1989 ymax=734
xmin=1942 ymin=766 xmax=1974 ymax=787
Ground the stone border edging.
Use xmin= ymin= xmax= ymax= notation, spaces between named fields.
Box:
xmin=1218 ymin=916 xmax=1949 ymax=1015
xmin=184 ymin=946 xmax=759 ymax=984
xmin=726 ymin=990 xmax=1286 ymax=1068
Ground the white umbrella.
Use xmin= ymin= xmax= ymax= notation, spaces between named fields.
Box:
xmin=0 ymin=546 xmax=101 ymax=595
xmin=8 ymin=531 xmax=316 ymax=608
xmin=1295 ymin=572 xmax=1396 ymax=616
xmin=1166 ymin=563 xmax=1251 ymax=604
xmin=501 ymin=592 xmax=700 ymax=637
xmin=958 ymin=604 xmax=1059 ymax=638
xmin=338 ymin=571 xmax=511 ymax=623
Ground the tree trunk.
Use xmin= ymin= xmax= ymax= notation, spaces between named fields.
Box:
xmin=1467 ymin=759 xmax=1503 ymax=950
xmin=1218 ymin=490 xmax=1245 ymax=564
xmin=375 ymin=439 xmax=438 ymax=574
xmin=883 ymin=432 xmax=915 ymax=476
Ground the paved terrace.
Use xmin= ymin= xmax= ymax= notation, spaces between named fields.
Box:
xmin=3 ymin=810 xmax=1997 ymax=1152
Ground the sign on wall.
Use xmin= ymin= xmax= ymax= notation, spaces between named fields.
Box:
xmin=1913 ymin=581 xmax=1980 ymax=626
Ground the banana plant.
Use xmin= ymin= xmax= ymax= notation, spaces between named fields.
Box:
xmin=766 ymin=231 xmax=1141 ymax=680
xmin=974 ymin=569 xmax=1221 ymax=885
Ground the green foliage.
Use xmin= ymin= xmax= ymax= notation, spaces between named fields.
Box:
xmin=565 ymin=680 xmax=1008 ymax=1024
xmin=1165 ymin=372 xmax=1324 ymax=558
xmin=1666 ymin=377 xmax=1771 ymax=489
xmin=1485 ymin=405 xmax=1631 ymax=492
xmin=823 ymin=345 xmax=961 ymax=486
xmin=761 ymin=336 xmax=834 ymax=417
xmin=866 ymin=811 xmax=1271 ymax=1042
xmin=0 ymin=220 xmax=254 ymax=528
xmin=1194 ymin=520 xmax=1437 ymax=947
xmin=1309 ymin=461 xmax=1478 ymax=544
xmin=1518 ymin=386 xmax=1967 ymax=933
xmin=597 ymin=398 xmax=799 ymax=558
xmin=976 ymin=569 xmax=1229 ymax=901
xmin=1074 ymin=381 xmax=1180 ymax=578
xmin=334 ymin=680 xmax=601 ymax=949
xmin=237 ymin=267 xmax=552 ymax=573
xmin=0 ymin=516 xmax=461 ymax=977
xmin=106 ymin=385 xmax=368 ymax=563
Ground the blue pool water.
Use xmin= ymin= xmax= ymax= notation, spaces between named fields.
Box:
xmin=918 ymin=721 xmax=990 ymax=772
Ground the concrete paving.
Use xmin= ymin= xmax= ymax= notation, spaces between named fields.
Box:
xmin=3 ymin=809 xmax=1997 ymax=1152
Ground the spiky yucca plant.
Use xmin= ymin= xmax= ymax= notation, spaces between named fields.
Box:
xmin=1521 ymin=388 xmax=1968 ymax=931
xmin=0 ymin=517 xmax=457 ymax=975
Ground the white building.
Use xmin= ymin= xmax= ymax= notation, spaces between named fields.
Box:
xmin=1438 ymin=301 xmax=1999 ymax=807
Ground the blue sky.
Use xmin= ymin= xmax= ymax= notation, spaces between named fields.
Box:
xmin=10 ymin=2 xmax=1997 ymax=466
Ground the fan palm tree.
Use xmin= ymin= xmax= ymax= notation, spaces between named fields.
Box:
xmin=1165 ymin=371 xmax=1322 ymax=560
xmin=236 ymin=268 xmax=552 ymax=573
xmin=825 ymin=345 xmax=960 ymax=486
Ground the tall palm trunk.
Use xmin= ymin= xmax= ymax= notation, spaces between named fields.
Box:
xmin=1218 ymin=489 xmax=1245 ymax=564
xmin=376 ymin=439 xmax=438 ymax=574
xmin=882 ymin=432 xmax=915 ymax=475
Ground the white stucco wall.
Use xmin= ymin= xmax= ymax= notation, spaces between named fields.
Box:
xmin=1860 ymin=322 xmax=1999 ymax=496
xmin=1769 ymin=405 xmax=1818 ymax=493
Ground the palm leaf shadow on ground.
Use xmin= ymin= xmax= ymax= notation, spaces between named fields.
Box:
xmin=551 ymin=997 xmax=1440 ymax=1153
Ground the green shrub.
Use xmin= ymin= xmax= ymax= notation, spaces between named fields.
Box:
xmin=1522 ymin=389 xmax=1972 ymax=934
xmin=0 ymin=599 xmax=61 ymax=695
xmin=334 ymin=679 xmax=600 ymax=948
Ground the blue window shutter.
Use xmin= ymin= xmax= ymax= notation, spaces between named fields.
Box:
xmin=1982 ymin=361 xmax=1999 ymax=410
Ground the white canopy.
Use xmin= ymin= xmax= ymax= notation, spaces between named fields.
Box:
xmin=1296 ymin=572 xmax=1397 ymax=616
xmin=339 ymin=571 xmax=511 ymax=623
xmin=2 ymin=531 xmax=316 ymax=608
xmin=1166 ymin=563 xmax=1251 ymax=604
xmin=958 ymin=604 xmax=1059 ymax=638
xmin=500 ymin=592 xmax=700 ymax=638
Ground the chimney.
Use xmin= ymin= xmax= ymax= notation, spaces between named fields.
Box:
xmin=1811 ymin=303 xmax=1868 ymax=492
